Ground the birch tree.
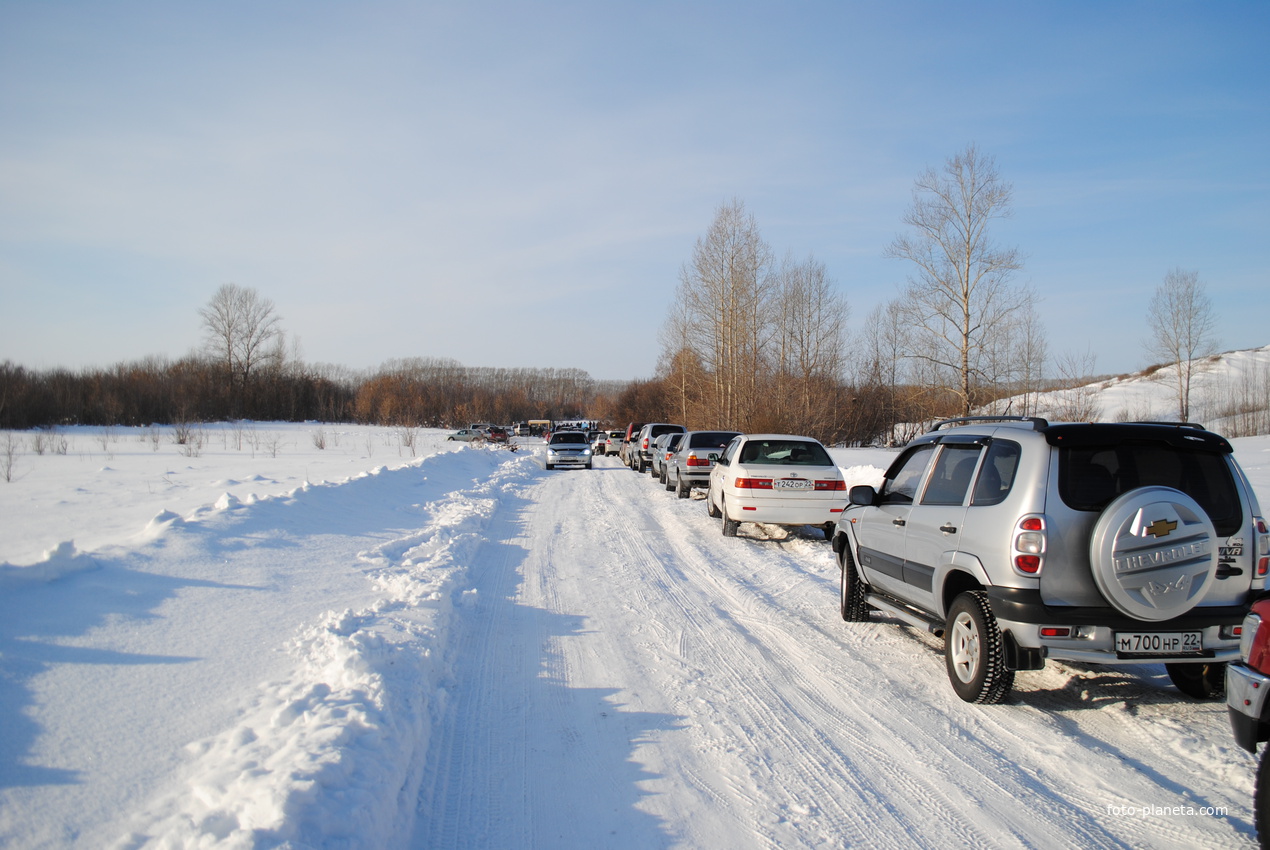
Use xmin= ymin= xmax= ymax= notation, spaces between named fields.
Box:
xmin=1146 ymin=268 xmax=1218 ymax=421
xmin=885 ymin=145 xmax=1027 ymax=416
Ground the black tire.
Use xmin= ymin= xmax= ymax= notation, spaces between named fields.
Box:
xmin=545 ymin=462 xmax=553 ymax=470
xmin=838 ymin=546 xmax=869 ymax=622
xmin=721 ymin=498 xmax=739 ymax=537
xmin=1257 ymin=748 xmax=1270 ymax=848
xmin=822 ymin=522 xmax=835 ymax=541
xmin=585 ymin=462 xmax=593 ymax=470
xmin=707 ymin=489 xmax=721 ymax=518
xmin=664 ymin=474 xmax=675 ymax=492
xmin=676 ymin=474 xmax=690 ymax=499
xmin=1165 ymin=662 xmax=1227 ymax=699
xmin=659 ymin=467 xmax=667 ymax=485
xmin=945 ymin=591 xmax=1014 ymax=704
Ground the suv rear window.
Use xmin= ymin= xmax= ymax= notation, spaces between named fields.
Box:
xmin=1058 ymin=443 xmax=1242 ymax=535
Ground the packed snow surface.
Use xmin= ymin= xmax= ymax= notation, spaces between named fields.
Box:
xmin=2 ymin=407 xmax=1269 ymax=847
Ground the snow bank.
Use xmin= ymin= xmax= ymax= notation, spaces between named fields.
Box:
xmin=109 ymin=447 xmax=537 ymax=849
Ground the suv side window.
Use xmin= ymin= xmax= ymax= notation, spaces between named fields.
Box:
xmin=920 ymin=444 xmax=983 ymax=506
xmin=971 ymin=440 xmax=1021 ymax=506
xmin=880 ymin=444 xmax=936 ymax=505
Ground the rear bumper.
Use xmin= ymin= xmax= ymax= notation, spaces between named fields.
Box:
xmin=986 ymin=587 xmax=1244 ymax=665
xmin=1228 ymin=662 xmax=1270 ymax=751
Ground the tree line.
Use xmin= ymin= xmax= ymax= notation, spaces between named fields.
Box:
xmin=1 ymin=145 xmax=1233 ymax=441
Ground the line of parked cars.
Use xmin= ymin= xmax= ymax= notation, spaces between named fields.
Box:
xmin=617 ymin=422 xmax=849 ymax=540
xmin=595 ymin=414 xmax=1270 ymax=838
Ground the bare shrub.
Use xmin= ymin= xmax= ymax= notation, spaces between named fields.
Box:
xmin=2 ymin=433 xmax=21 ymax=482
xmin=312 ymin=428 xmax=327 ymax=450
xmin=396 ymin=426 xmax=417 ymax=456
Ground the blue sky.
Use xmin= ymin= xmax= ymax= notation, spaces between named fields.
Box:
xmin=1 ymin=1 xmax=1266 ymax=382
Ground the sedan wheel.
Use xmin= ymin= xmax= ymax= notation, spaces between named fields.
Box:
xmin=720 ymin=498 xmax=739 ymax=537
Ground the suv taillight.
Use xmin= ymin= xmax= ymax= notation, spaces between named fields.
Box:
xmin=1256 ymin=516 xmax=1269 ymax=578
xmin=1242 ymin=611 xmax=1265 ymax=665
xmin=1013 ymin=515 xmax=1046 ymax=575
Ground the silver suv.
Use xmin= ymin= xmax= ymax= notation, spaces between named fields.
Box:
xmin=832 ymin=416 xmax=1267 ymax=704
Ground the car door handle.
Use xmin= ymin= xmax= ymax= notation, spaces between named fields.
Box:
xmin=939 ymin=524 xmax=957 ymax=534
xmin=892 ymin=518 xmax=906 ymax=527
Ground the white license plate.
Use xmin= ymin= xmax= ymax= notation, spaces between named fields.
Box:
xmin=772 ymin=478 xmax=811 ymax=490
xmin=1114 ymin=631 xmax=1203 ymax=655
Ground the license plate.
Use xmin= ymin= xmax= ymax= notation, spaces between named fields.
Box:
xmin=1114 ymin=631 xmax=1203 ymax=655
xmin=772 ymin=478 xmax=811 ymax=490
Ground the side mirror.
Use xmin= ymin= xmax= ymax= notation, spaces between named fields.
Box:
xmin=849 ymin=485 xmax=877 ymax=507
xmin=714 ymin=454 xmax=728 ymax=466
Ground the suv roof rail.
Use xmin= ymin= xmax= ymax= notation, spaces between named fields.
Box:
xmin=1125 ymin=420 xmax=1207 ymax=430
xmin=929 ymin=415 xmax=1049 ymax=432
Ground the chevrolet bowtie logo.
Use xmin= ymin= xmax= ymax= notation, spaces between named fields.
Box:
xmin=1145 ymin=518 xmax=1178 ymax=538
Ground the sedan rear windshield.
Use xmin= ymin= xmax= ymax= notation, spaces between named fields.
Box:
xmin=739 ymin=439 xmax=833 ymax=466
xmin=1058 ymin=443 xmax=1242 ymax=535
xmin=689 ymin=431 xmax=741 ymax=448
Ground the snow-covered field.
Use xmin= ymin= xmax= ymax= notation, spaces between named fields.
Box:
xmin=3 ymin=355 xmax=1270 ymax=848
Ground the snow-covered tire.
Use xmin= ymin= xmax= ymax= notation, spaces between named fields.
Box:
xmin=1089 ymin=486 xmax=1219 ymax=622
xmin=721 ymin=498 xmax=739 ymax=537
xmin=838 ymin=546 xmax=869 ymax=622
xmin=676 ymin=474 xmax=690 ymax=499
xmin=945 ymin=591 xmax=1014 ymax=704
xmin=1165 ymin=662 xmax=1226 ymax=699
xmin=664 ymin=474 xmax=675 ymax=491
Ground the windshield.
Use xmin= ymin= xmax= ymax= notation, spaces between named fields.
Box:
xmin=550 ymin=432 xmax=588 ymax=444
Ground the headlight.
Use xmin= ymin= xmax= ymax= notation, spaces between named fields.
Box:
xmin=583 ymin=448 xmax=592 ymax=455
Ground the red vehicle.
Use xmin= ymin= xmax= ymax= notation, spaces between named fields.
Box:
xmin=1229 ymin=563 xmax=1270 ymax=844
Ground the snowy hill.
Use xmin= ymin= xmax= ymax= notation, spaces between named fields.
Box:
xmin=1013 ymin=343 xmax=1270 ymax=437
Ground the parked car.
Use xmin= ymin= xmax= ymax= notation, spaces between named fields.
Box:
xmin=600 ymin=430 xmax=624 ymax=456
xmin=631 ymin=423 xmax=686 ymax=473
xmin=651 ymin=432 xmax=686 ymax=484
xmin=590 ymin=431 xmax=608 ymax=455
xmin=447 ymin=428 xmax=485 ymax=442
xmin=834 ymin=416 xmax=1267 ymax=704
xmin=707 ymin=434 xmax=846 ymax=540
xmin=544 ymin=430 xmax=593 ymax=470
xmin=619 ymin=422 xmax=646 ymax=467
xmin=1228 ymin=594 xmax=1270 ymax=845
xmin=666 ymin=430 xmax=742 ymax=498
xmin=485 ymin=426 xmax=509 ymax=443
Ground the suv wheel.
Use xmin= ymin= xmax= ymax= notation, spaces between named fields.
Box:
xmin=1165 ymin=661 xmax=1226 ymax=699
xmin=945 ymin=591 xmax=1014 ymax=704
xmin=838 ymin=546 xmax=869 ymax=622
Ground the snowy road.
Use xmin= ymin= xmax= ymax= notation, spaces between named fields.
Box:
xmin=412 ymin=451 xmax=1254 ymax=849
xmin=0 ymin=427 xmax=1261 ymax=848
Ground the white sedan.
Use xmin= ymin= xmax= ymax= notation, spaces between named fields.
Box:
xmin=706 ymin=434 xmax=847 ymax=539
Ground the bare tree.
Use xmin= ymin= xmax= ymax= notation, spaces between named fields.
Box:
xmin=666 ymin=199 xmax=774 ymax=429
xmin=1145 ymin=268 xmax=1218 ymax=421
xmin=771 ymin=253 xmax=849 ymax=434
xmin=885 ymin=145 xmax=1026 ymax=416
xmin=198 ymin=284 xmax=283 ymax=400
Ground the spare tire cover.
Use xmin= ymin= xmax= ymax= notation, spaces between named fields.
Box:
xmin=1089 ymin=486 xmax=1219 ymax=622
